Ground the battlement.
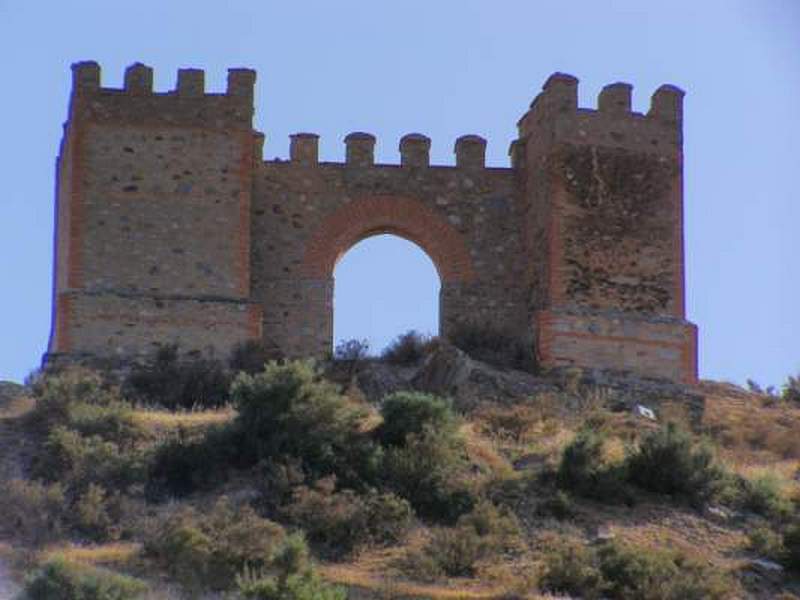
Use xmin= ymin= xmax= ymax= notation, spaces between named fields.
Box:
xmin=68 ymin=61 xmax=255 ymax=128
xmin=267 ymin=131 xmax=497 ymax=170
xmin=517 ymin=72 xmax=684 ymax=151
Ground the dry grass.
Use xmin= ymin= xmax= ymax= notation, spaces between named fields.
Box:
xmin=131 ymin=406 xmax=235 ymax=431
xmin=40 ymin=542 xmax=141 ymax=566
xmin=471 ymin=400 xmax=577 ymax=470
xmin=460 ymin=423 xmax=514 ymax=478
xmin=0 ymin=393 xmax=34 ymax=419
xmin=702 ymin=381 xmax=800 ymax=465
xmin=321 ymin=562 xmax=542 ymax=599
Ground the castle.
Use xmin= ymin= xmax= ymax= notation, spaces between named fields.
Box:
xmin=46 ymin=62 xmax=698 ymax=384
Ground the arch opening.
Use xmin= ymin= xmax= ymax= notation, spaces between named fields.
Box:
xmin=333 ymin=234 xmax=440 ymax=356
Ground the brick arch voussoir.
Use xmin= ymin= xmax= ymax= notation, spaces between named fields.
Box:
xmin=301 ymin=195 xmax=475 ymax=283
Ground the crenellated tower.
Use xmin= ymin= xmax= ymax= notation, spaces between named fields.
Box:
xmin=48 ymin=62 xmax=263 ymax=361
xmin=515 ymin=74 xmax=697 ymax=383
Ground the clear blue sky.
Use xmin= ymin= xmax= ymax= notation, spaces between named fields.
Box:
xmin=0 ymin=1 xmax=797 ymax=387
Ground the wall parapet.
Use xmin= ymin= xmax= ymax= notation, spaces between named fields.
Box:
xmin=68 ymin=61 xmax=256 ymax=129
xmin=517 ymin=72 xmax=684 ymax=150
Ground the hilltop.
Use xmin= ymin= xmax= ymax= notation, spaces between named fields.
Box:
xmin=0 ymin=336 xmax=799 ymax=599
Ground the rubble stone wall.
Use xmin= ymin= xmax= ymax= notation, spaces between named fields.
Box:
xmin=47 ymin=62 xmax=698 ymax=383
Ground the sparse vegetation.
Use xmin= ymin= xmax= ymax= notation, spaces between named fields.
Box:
xmin=376 ymin=391 xmax=456 ymax=447
xmin=784 ymin=523 xmax=800 ymax=572
xmin=281 ymin=476 xmax=413 ymax=557
xmin=231 ymin=360 xmax=381 ymax=485
xmin=381 ymin=330 xmax=436 ymax=366
xmin=0 ymin=479 xmax=69 ymax=545
xmin=626 ymin=422 xmax=726 ymax=506
xmin=144 ymin=497 xmax=286 ymax=591
xmin=333 ymin=338 xmax=370 ymax=363
xmin=541 ymin=536 xmax=732 ymax=599
xmin=3 ymin=355 xmax=798 ymax=598
xmin=783 ymin=373 xmax=800 ymax=404
xmin=22 ymin=556 xmax=148 ymax=600
xmin=124 ymin=344 xmax=231 ymax=409
xmin=403 ymin=500 xmax=522 ymax=579
xmin=236 ymin=533 xmax=347 ymax=600
xmin=229 ymin=339 xmax=274 ymax=375
xmin=450 ymin=321 xmax=533 ymax=371
xmin=382 ymin=422 xmax=475 ymax=522
xmin=557 ymin=428 xmax=628 ymax=502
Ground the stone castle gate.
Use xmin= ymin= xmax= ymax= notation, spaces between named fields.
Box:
xmin=47 ymin=62 xmax=698 ymax=383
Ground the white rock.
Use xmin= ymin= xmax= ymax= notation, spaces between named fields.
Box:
xmin=634 ymin=404 xmax=657 ymax=420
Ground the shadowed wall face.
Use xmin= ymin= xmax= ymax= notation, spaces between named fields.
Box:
xmin=48 ymin=63 xmax=697 ymax=384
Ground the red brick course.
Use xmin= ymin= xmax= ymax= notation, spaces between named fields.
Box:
xmin=301 ymin=195 xmax=476 ymax=283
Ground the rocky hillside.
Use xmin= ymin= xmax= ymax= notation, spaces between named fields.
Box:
xmin=0 ymin=340 xmax=798 ymax=599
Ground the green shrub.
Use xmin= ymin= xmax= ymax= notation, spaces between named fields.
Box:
xmin=0 ymin=479 xmax=68 ymax=545
xmin=333 ymin=338 xmax=370 ymax=362
xmin=145 ymin=497 xmax=285 ymax=591
xmin=34 ymin=426 xmax=146 ymax=493
xmin=449 ymin=322 xmax=533 ymax=371
xmin=377 ymin=392 xmax=456 ymax=447
xmin=231 ymin=361 xmax=380 ymax=485
xmin=541 ymin=537 xmax=732 ymax=600
xmin=782 ymin=373 xmax=800 ymax=404
xmin=237 ymin=535 xmax=346 ymax=600
xmin=405 ymin=501 xmax=522 ymax=578
xmin=229 ymin=339 xmax=273 ymax=374
xmin=28 ymin=368 xmax=115 ymax=429
xmin=626 ymin=423 xmax=726 ymax=506
xmin=736 ymin=473 xmax=794 ymax=521
xmin=382 ymin=424 xmax=474 ymax=521
xmin=65 ymin=400 xmax=142 ymax=447
xmin=149 ymin=361 xmax=383 ymax=498
xmin=124 ymin=344 xmax=231 ymax=409
xmin=282 ymin=476 xmax=413 ymax=556
xmin=238 ymin=571 xmax=347 ymax=600
xmin=381 ymin=330 xmax=436 ymax=366
xmin=536 ymin=490 xmax=577 ymax=520
xmin=146 ymin=424 xmax=238 ymax=497
xmin=540 ymin=537 xmax=605 ymax=599
xmin=748 ymin=525 xmax=784 ymax=561
xmin=557 ymin=429 xmax=628 ymax=502
xmin=74 ymin=484 xmax=118 ymax=542
xmin=23 ymin=557 xmax=147 ymax=600
xmin=784 ymin=523 xmax=800 ymax=572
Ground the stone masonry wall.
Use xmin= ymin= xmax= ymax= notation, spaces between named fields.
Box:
xmin=251 ymin=143 xmax=526 ymax=357
xmin=517 ymin=74 xmax=695 ymax=382
xmin=47 ymin=62 xmax=698 ymax=384
xmin=48 ymin=62 xmax=262 ymax=361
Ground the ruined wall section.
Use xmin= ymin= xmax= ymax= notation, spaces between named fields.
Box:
xmin=251 ymin=133 xmax=526 ymax=358
xmin=48 ymin=62 xmax=262 ymax=361
xmin=517 ymin=74 xmax=697 ymax=382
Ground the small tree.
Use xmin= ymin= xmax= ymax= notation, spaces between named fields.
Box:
xmin=230 ymin=361 xmax=380 ymax=484
xmin=381 ymin=330 xmax=435 ymax=366
xmin=376 ymin=392 xmax=456 ymax=447
xmin=626 ymin=423 xmax=726 ymax=506
xmin=783 ymin=373 xmax=800 ymax=404
xmin=557 ymin=429 xmax=627 ymax=502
